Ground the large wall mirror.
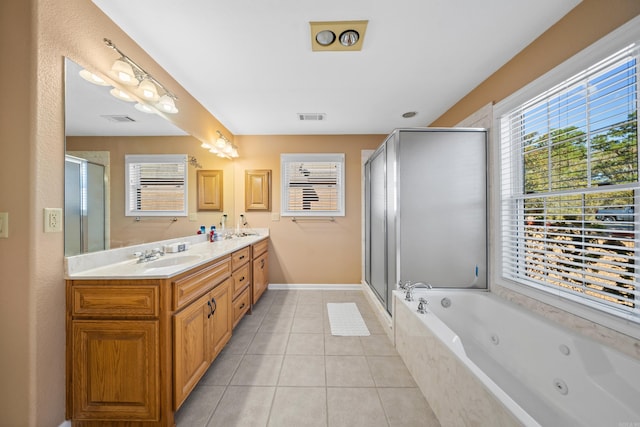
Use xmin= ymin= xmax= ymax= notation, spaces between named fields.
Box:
xmin=64 ymin=58 xmax=235 ymax=256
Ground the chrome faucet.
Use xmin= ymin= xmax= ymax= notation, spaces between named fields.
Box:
xmin=404 ymin=282 xmax=433 ymax=301
xmin=134 ymin=248 xmax=164 ymax=263
xmin=397 ymin=280 xmax=412 ymax=290
xmin=417 ymin=297 xmax=429 ymax=314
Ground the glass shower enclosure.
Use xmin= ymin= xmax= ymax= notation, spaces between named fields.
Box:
xmin=364 ymin=128 xmax=488 ymax=314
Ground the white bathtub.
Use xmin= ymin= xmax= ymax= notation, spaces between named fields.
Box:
xmin=393 ymin=289 xmax=640 ymax=427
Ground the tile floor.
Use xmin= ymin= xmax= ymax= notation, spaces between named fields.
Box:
xmin=174 ymin=289 xmax=441 ymax=427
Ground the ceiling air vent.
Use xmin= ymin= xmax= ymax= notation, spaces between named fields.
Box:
xmin=298 ymin=113 xmax=326 ymax=121
xmin=101 ymin=115 xmax=136 ymax=123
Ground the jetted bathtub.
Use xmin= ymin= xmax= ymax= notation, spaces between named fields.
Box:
xmin=393 ymin=289 xmax=640 ymax=427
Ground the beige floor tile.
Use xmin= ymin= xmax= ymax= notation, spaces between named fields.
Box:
xmin=247 ymin=332 xmax=289 ymax=355
xmin=278 ymin=355 xmax=326 ymax=386
xmin=230 ymin=354 xmax=283 ymax=386
xmin=286 ymin=333 xmax=325 ymax=355
xmin=175 ymin=385 xmax=225 ymax=427
xmin=325 ymin=355 xmax=375 ymax=387
xmin=207 ymin=386 xmax=276 ymax=427
xmin=324 ymin=335 xmax=364 ymax=355
xmin=200 ymin=352 xmax=243 ymax=386
xmin=295 ymin=302 xmax=325 ymax=318
xmin=258 ymin=315 xmax=294 ymax=333
xmin=367 ymin=356 xmax=417 ymax=387
xmin=292 ymin=316 xmax=324 ymax=333
xmin=378 ymin=387 xmax=441 ymax=427
xmin=360 ymin=334 xmax=397 ymax=356
xmin=268 ymin=302 xmax=297 ymax=317
xmin=268 ymin=387 xmax=327 ymax=427
xmin=327 ymin=387 xmax=388 ymax=427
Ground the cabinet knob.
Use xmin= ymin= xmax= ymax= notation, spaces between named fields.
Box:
xmin=260 ymin=259 xmax=265 ymax=268
xmin=239 ymin=255 xmax=245 ymax=260
xmin=207 ymin=300 xmax=213 ymax=318
xmin=211 ymin=297 xmax=217 ymax=316
xmin=239 ymin=303 xmax=245 ymax=309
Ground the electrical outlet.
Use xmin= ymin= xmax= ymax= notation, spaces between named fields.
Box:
xmin=44 ymin=208 xmax=63 ymax=233
xmin=0 ymin=212 xmax=8 ymax=238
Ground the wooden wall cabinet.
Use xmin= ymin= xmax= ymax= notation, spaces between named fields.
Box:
xmin=197 ymin=170 xmax=223 ymax=211
xmin=245 ymin=169 xmax=271 ymax=211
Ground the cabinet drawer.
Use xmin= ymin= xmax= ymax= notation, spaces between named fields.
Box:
xmin=232 ymin=287 xmax=251 ymax=328
xmin=173 ymin=257 xmax=230 ymax=310
xmin=231 ymin=263 xmax=251 ymax=298
xmin=71 ymin=285 xmax=159 ymax=317
xmin=252 ymin=239 xmax=268 ymax=258
xmin=231 ymin=247 xmax=250 ymax=271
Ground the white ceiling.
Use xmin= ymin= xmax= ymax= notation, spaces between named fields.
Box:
xmin=89 ymin=0 xmax=581 ymax=136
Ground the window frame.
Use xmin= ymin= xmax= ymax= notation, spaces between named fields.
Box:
xmin=492 ymin=15 xmax=640 ymax=338
xmin=280 ymin=153 xmax=345 ymax=217
xmin=125 ymin=154 xmax=188 ymax=217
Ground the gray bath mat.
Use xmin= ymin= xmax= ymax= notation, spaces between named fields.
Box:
xmin=327 ymin=303 xmax=370 ymax=336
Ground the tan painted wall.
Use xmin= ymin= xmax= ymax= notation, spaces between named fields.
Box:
xmin=232 ymin=135 xmax=384 ymax=284
xmin=66 ymin=136 xmax=235 ymax=248
xmin=2 ymin=0 xmax=638 ymax=425
xmin=430 ymin=0 xmax=640 ymax=127
xmin=1 ymin=0 xmax=235 ymax=425
xmin=0 ymin=1 xmax=33 ymax=425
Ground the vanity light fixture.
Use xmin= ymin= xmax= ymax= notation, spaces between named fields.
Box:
xmin=109 ymin=87 xmax=135 ymax=102
xmin=134 ymin=102 xmax=155 ymax=114
xmin=135 ymin=77 xmax=160 ymax=102
xmin=206 ymin=130 xmax=239 ymax=159
xmin=310 ymin=20 xmax=368 ymax=51
xmin=103 ymin=38 xmax=179 ymax=114
xmin=79 ymin=69 xmax=109 ymax=86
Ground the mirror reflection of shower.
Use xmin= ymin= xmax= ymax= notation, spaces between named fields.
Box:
xmin=64 ymin=155 xmax=107 ymax=256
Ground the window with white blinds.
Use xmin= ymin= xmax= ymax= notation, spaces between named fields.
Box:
xmin=281 ymin=153 xmax=345 ymax=216
xmin=125 ymin=154 xmax=188 ymax=216
xmin=499 ymin=43 xmax=639 ymax=321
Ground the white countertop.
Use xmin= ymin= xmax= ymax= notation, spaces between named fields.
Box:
xmin=65 ymin=231 xmax=268 ymax=280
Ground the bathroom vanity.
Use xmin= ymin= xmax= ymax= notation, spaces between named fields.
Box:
xmin=65 ymin=234 xmax=268 ymax=426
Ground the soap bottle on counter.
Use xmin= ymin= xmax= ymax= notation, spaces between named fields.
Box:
xmin=210 ymin=226 xmax=216 ymax=242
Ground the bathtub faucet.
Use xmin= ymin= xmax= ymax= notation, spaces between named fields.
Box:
xmin=397 ymin=280 xmax=412 ymax=290
xmin=405 ymin=282 xmax=432 ymax=301
xmin=417 ymin=297 xmax=429 ymax=314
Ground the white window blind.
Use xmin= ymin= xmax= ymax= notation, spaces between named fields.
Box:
xmin=281 ymin=153 xmax=345 ymax=216
xmin=499 ymin=43 xmax=639 ymax=321
xmin=125 ymin=154 xmax=188 ymax=216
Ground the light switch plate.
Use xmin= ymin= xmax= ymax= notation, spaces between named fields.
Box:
xmin=271 ymin=212 xmax=280 ymax=222
xmin=44 ymin=208 xmax=63 ymax=233
xmin=188 ymin=213 xmax=198 ymax=222
xmin=0 ymin=212 xmax=8 ymax=238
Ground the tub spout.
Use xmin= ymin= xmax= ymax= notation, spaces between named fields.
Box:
xmin=405 ymin=282 xmax=432 ymax=301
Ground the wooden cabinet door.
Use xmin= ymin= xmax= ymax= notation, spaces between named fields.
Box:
xmin=71 ymin=320 xmax=159 ymax=421
xmin=209 ymin=278 xmax=232 ymax=358
xmin=252 ymin=252 xmax=268 ymax=303
xmin=173 ymin=293 xmax=211 ymax=409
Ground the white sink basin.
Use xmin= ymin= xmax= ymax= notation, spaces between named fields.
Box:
xmin=144 ymin=254 xmax=203 ymax=269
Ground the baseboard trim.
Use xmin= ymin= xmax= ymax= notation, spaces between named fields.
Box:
xmin=268 ymin=283 xmax=362 ymax=290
